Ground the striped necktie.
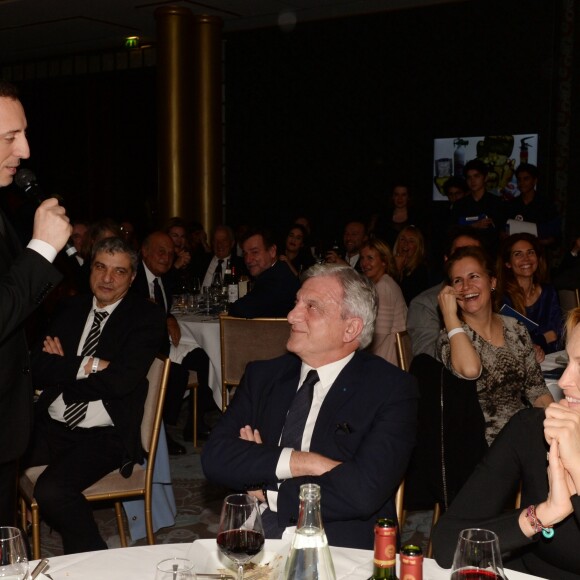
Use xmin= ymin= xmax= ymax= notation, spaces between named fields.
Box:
xmin=63 ymin=310 xmax=109 ymax=429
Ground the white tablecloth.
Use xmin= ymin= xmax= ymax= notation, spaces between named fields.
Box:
xmin=171 ymin=313 xmax=222 ymax=408
xmin=32 ymin=539 xmax=543 ymax=580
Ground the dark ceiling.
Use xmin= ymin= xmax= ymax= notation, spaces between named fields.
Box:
xmin=0 ymin=0 xmax=464 ymax=63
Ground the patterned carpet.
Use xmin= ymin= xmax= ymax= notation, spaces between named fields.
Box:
xmin=36 ymin=419 xmax=432 ymax=557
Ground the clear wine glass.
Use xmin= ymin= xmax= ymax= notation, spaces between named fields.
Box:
xmin=217 ymin=494 xmax=265 ymax=580
xmin=450 ymin=528 xmax=506 ymax=580
xmin=0 ymin=527 xmax=28 ymax=580
xmin=155 ymin=557 xmax=195 ymax=580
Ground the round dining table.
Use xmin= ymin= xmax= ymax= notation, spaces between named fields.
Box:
xmin=170 ymin=312 xmax=222 ymax=408
xmin=32 ymin=539 xmax=543 ymax=580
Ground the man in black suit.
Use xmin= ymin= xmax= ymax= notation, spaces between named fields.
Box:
xmin=228 ymin=228 xmax=300 ymax=318
xmin=0 ymin=81 xmax=72 ymax=526
xmin=133 ymin=231 xmax=214 ymax=449
xmin=27 ymin=237 xmax=165 ymax=554
xmin=202 ymin=264 xmax=418 ymax=549
xmin=200 ymin=224 xmax=245 ymax=287
xmin=324 ymin=220 xmax=367 ymax=272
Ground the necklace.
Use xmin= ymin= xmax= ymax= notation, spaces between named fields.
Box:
xmin=474 ymin=316 xmax=501 ymax=344
xmin=525 ymin=282 xmax=536 ymax=302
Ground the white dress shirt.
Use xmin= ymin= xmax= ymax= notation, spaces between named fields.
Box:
xmin=267 ymin=352 xmax=355 ymax=513
xmin=202 ymin=254 xmax=230 ymax=288
xmin=48 ymin=296 xmax=123 ymax=428
xmin=143 ymin=262 xmax=168 ymax=312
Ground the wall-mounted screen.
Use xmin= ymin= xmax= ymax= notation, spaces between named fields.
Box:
xmin=433 ymin=134 xmax=539 ymax=201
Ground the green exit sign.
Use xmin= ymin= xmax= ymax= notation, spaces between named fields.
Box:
xmin=125 ymin=36 xmax=139 ymax=49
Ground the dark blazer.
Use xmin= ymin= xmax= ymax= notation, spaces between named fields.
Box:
xmin=132 ymin=261 xmax=177 ymax=312
xmin=31 ymin=291 xmax=166 ymax=466
xmin=201 ymin=350 xmax=418 ymax=549
xmin=228 ymin=260 xmax=300 ymax=319
xmin=0 ymin=211 xmax=61 ymax=463
xmin=131 ymin=261 xmax=175 ymax=356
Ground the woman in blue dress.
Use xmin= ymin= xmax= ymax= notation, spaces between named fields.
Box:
xmin=497 ymin=232 xmax=563 ymax=359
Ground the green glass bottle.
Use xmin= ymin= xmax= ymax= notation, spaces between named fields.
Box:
xmin=400 ymin=544 xmax=423 ymax=580
xmin=368 ymin=518 xmax=398 ymax=579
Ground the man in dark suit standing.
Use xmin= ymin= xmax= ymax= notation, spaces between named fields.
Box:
xmin=202 ymin=264 xmax=418 ymax=549
xmin=228 ymin=228 xmax=300 ymax=318
xmin=0 ymin=81 xmax=71 ymax=526
xmin=27 ymin=237 xmax=165 ymax=553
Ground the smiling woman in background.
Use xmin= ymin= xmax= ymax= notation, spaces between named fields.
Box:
xmin=437 ymin=246 xmax=552 ymax=445
xmin=497 ymin=233 xmax=563 ymax=360
xmin=278 ymin=223 xmax=314 ymax=277
xmin=359 ymin=239 xmax=407 ymax=365
xmin=433 ymin=307 xmax=580 ymax=579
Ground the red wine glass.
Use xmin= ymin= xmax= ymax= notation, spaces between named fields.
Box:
xmin=217 ymin=494 xmax=265 ymax=580
xmin=450 ymin=528 xmax=506 ymax=580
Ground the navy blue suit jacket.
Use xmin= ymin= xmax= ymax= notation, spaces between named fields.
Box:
xmin=228 ymin=260 xmax=300 ymax=319
xmin=201 ymin=350 xmax=418 ymax=549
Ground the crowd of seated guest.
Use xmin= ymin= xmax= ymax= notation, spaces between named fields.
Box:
xmin=19 ymin=155 xmax=580 ymax=560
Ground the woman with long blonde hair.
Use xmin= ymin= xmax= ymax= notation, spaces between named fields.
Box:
xmin=360 ymin=238 xmax=406 ymax=365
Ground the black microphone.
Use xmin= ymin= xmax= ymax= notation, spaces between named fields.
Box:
xmin=15 ymin=168 xmax=77 ymax=259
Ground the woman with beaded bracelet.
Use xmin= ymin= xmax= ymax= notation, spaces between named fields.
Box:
xmin=433 ymin=307 xmax=580 ymax=578
xmin=437 ymin=246 xmax=552 ymax=445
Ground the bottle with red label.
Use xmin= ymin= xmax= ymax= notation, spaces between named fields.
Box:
xmin=368 ymin=518 xmax=398 ymax=579
xmin=400 ymin=544 xmax=423 ymax=580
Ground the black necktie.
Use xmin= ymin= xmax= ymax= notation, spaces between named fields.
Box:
xmin=64 ymin=310 xmax=109 ymax=429
xmin=280 ymin=370 xmax=319 ymax=450
xmin=212 ymin=259 xmax=224 ymax=286
xmin=153 ymin=277 xmax=165 ymax=312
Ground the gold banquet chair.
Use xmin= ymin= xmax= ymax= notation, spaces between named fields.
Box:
xmin=220 ymin=315 xmax=291 ymax=410
xmin=19 ymin=354 xmax=171 ymax=559
xmin=393 ymin=330 xmax=440 ymax=557
xmin=395 ymin=330 xmax=413 ymax=373
xmin=558 ymin=288 xmax=580 ymax=314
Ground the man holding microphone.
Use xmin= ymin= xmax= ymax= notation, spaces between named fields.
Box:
xmin=0 ymin=80 xmax=71 ymax=525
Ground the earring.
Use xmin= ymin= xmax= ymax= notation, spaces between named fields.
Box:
xmin=491 ymin=287 xmax=496 ymax=292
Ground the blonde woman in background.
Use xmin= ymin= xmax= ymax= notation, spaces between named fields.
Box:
xmin=360 ymin=238 xmax=407 ymax=365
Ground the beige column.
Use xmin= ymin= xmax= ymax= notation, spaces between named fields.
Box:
xmin=155 ymin=7 xmax=223 ymax=234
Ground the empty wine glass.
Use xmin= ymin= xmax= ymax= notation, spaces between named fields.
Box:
xmin=155 ymin=558 xmax=195 ymax=580
xmin=0 ymin=527 xmax=28 ymax=580
xmin=217 ymin=494 xmax=265 ymax=580
xmin=450 ymin=528 xmax=506 ymax=580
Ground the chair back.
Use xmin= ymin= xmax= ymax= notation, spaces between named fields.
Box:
xmin=141 ymin=355 xmax=171 ymax=454
xmin=558 ymin=288 xmax=580 ymax=314
xmin=220 ymin=315 xmax=290 ymax=409
xmin=395 ymin=479 xmax=405 ymax=525
xmin=395 ymin=330 xmax=413 ymax=372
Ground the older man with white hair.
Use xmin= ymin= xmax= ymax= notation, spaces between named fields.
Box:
xmin=202 ymin=264 xmax=417 ymax=549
